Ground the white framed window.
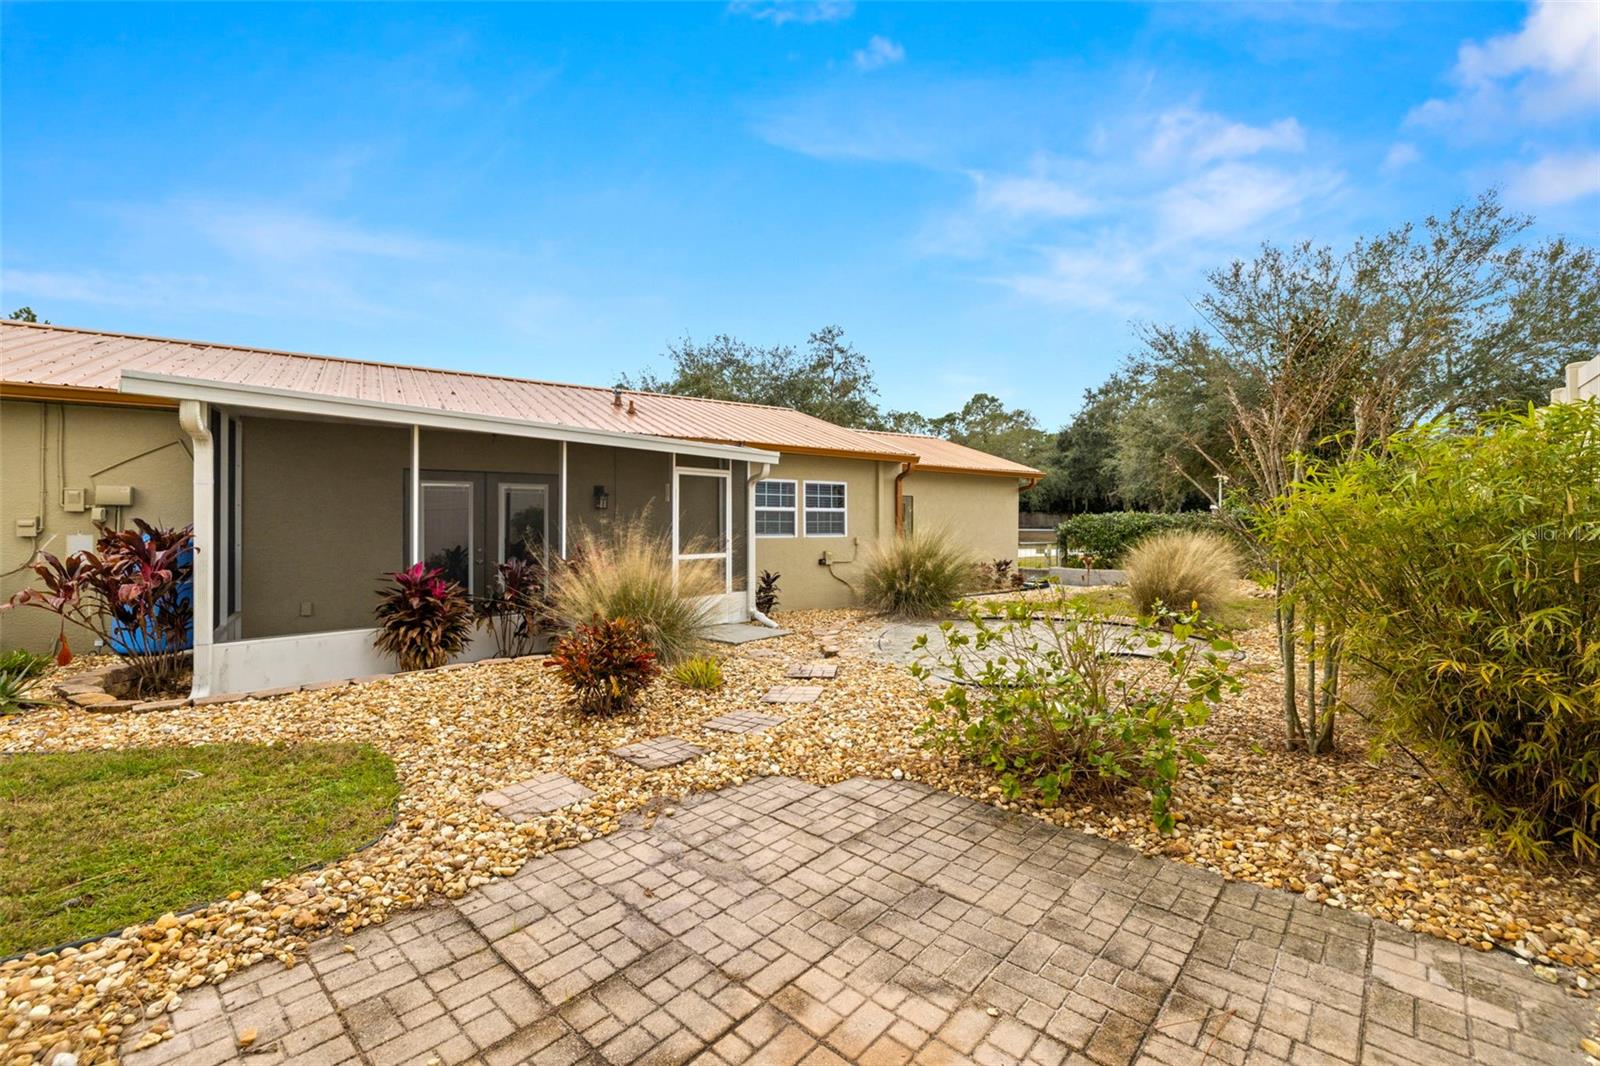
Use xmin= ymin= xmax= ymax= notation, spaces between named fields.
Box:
xmin=804 ymin=480 xmax=848 ymax=537
xmin=754 ymin=479 xmax=797 ymax=537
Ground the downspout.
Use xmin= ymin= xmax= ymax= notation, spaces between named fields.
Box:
xmin=893 ymin=462 xmax=912 ymax=535
xmin=178 ymin=400 xmax=214 ymax=700
xmin=746 ymin=461 xmax=779 ymax=626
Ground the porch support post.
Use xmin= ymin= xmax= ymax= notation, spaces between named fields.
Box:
xmin=558 ymin=440 xmax=568 ymax=558
xmin=746 ymin=462 xmax=769 ymax=616
xmin=178 ymin=400 xmax=215 ymax=699
xmin=410 ymin=425 xmax=422 ymax=565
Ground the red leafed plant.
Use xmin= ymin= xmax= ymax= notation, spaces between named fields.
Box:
xmin=475 ymin=558 xmax=550 ymax=658
xmin=2 ymin=520 xmax=194 ymax=697
xmin=547 ymin=617 xmax=659 ymax=714
xmin=374 ymin=563 xmax=474 ymax=671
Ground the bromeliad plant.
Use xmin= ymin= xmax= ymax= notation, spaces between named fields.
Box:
xmin=373 ymin=563 xmax=474 ymax=671
xmin=476 ymin=558 xmax=549 ymax=658
xmin=3 ymin=520 xmax=194 ymax=697
xmin=547 ymin=617 xmax=660 ymax=713
xmin=915 ymin=598 xmax=1240 ymax=833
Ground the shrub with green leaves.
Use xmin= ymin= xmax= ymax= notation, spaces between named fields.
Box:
xmin=1124 ymin=530 xmax=1241 ymax=617
xmin=549 ymin=521 xmax=712 ymax=664
xmin=862 ymin=531 xmax=978 ymax=618
xmin=1269 ymin=403 xmax=1600 ymax=861
xmin=915 ymin=599 xmax=1239 ymax=832
xmin=1056 ymin=511 xmax=1220 ymax=566
xmin=0 ymin=649 xmax=50 ymax=682
xmin=670 ymin=655 xmax=725 ymax=691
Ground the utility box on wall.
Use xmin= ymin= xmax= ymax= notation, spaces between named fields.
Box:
xmin=94 ymin=485 xmax=134 ymax=506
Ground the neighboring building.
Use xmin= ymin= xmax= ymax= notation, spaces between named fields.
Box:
xmin=0 ymin=321 xmax=1040 ymax=695
xmin=1550 ymin=356 xmax=1599 ymax=404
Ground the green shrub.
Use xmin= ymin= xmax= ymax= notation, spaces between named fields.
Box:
xmin=1056 ymin=511 xmax=1220 ymax=566
xmin=1269 ymin=403 xmax=1600 ymax=861
xmin=373 ymin=563 xmax=474 ymax=671
xmin=915 ymin=600 xmax=1239 ymax=832
xmin=0 ymin=672 xmax=37 ymax=715
xmin=862 ymin=532 xmax=978 ymax=618
xmin=549 ymin=521 xmax=713 ymax=664
xmin=670 ymin=655 xmax=724 ymax=691
xmin=0 ymin=649 xmax=50 ymax=682
xmin=1124 ymin=530 xmax=1241 ymax=617
xmin=548 ymin=617 xmax=660 ymax=713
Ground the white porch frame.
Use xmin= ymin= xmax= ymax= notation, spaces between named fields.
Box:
xmin=164 ymin=378 xmax=777 ymax=698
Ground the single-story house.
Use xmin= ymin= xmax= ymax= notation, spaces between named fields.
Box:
xmin=0 ymin=320 xmax=1040 ymax=697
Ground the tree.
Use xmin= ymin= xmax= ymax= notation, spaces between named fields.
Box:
xmin=628 ymin=325 xmax=883 ymax=428
xmin=8 ymin=307 xmax=47 ymax=323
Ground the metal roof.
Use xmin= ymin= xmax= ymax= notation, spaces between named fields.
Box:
xmin=0 ymin=321 xmax=1032 ymax=476
xmin=865 ymin=430 xmax=1044 ymax=478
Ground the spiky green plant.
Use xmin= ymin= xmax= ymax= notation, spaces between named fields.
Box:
xmin=1124 ymin=530 xmax=1241 ymax=617
xmin=670 ymin=655 xmax=724 ymax=691
xmin=862 ymin=531 xmax=978 ymax=618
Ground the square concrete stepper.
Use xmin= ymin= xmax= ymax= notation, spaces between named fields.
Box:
xmin=478 ymin=773 xmax=596 ymax=822
xmin=610 ymin=736 xmax=706 ymax=769
xmin=703 ymin=710 xmax=786 ymax=734
xmin=760 ymin=685 xmax=823 ymax=705
xmin=785 ymin=663 xmax=838 ymax=680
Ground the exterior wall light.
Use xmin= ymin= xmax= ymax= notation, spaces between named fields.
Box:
xmin=593 ymin=485 xmax=610 ymax=511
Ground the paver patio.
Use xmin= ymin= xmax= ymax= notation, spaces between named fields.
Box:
xmin=122 ymin=776 xmax=1590 ymax=1065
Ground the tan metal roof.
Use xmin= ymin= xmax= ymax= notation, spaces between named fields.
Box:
xmin=0 ymin=321 xmax=1034 ymax=476
xmin=865 ymin=430 xmax=1044 ymax=479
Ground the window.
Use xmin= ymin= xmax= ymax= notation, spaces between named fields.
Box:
xmin=754 ymin=479 xmax=797 ymax=537
xmin=804 ymin=481 xmax=848 ymax=537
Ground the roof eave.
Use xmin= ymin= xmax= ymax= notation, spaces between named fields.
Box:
xmin=117 ymin=371 xmax=781 ymax=464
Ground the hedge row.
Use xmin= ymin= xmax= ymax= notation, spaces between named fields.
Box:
xmin=1056 ymin=511 xmax=1219 ymax=565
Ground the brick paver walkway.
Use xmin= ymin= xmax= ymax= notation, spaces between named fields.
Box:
xmin=760 ymin=685 xmax=824 ymax=705
xmin=123 ymin=777 xmax=1590 ymax=1065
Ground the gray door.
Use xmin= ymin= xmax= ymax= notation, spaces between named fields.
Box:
xmin=413 ymin=470 xmax=558 ymax=596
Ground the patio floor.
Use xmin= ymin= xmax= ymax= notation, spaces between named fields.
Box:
xmin=122 ymin=776 xmax=1590 ymax=1066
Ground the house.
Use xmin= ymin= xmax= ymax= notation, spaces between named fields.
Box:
xmin=1550 ymin=356 xmax=1599 ymax=404
xmin=0 ymin=321 xmax=1041 ymax=696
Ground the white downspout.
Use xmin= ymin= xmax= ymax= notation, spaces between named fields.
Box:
xmin=178 ymin=400 xmax=214 ymax=699
xmin=410 ymin=425 xmax=422 ymax=565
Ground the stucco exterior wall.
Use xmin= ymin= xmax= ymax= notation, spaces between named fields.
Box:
xmin=900 ymin=470 xmax=1022 ymax=567
xmin=1 ymin=399 xmax=191 ymax=654
xmin=751 ymin=452 xmax=898 ymax=611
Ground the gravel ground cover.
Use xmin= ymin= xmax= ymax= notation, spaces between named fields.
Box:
xmin=1 ymin=605 xmax=1596 ymax=1064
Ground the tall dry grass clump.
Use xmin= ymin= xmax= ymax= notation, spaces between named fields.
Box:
xmin=1124 ymin=530 xmax=1240 ymax=617
xmin=548 ymin=520 xmax=714 ymax=664
xmin=862 ymin=531 xmax=978 ymax=618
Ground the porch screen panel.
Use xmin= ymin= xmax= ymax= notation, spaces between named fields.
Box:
xmin=676 ymin=476 xmax=727 ymax=555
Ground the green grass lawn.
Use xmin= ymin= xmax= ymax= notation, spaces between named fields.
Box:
xmin=0 ymin=742 xmax=399 ymax=957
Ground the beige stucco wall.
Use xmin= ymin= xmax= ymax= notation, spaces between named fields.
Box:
xmin=751 ymin=452 xmax=899 ymax=611
xmin=0 ymin=399 xmax=191 ymax=654
xmin=900 ymin=470 xmax=1022 ymax=568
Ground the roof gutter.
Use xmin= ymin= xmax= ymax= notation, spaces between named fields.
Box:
xmin=118 ymin=371 xmax=780 ymax=464
xmin=893 ymin=462 xmax=912 ymax=535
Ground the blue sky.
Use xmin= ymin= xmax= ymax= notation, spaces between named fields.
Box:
xmin=3 ymin=2 xmax=1597 ymax=427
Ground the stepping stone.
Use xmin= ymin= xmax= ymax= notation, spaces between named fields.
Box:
xmin=479 ymin=773 xmax=594 ymax=821
xmin=704 ymin=710 xmax=786 ymax=734
xmin=786 ymin=663 xmax=837 ymax=680
xmin=611 ymin=736 xmax=706 ymax=769
xmin=761 ymin=685 xmax=824 ymax=705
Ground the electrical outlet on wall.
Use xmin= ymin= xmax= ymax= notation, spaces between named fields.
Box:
xmin=300 ymin=602 xmax=315 ymax=617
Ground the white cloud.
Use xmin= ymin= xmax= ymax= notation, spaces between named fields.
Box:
xmin=1382 ymin=142 xmax=1421 ymax=173
xmin=1144 ymin=106 xmax=1305 ymax=165
xmin=1159 ymin=162 xmax=1339 ymax=240
xmin=182 ymin=202 xmax=450 ymax=263
xmin=853 ymin=35 xmax=906 ymax=72
xmin=1410 ymin=0 xmax=1600 ymax=129
xmin=728 ymin=1 xmax=854 ymax=26
xmin=996 ymin=241 xmax=1150 ymax=312
xmin=970 ymin=172 xmax=1095 ymax=218
xmin=1505 ymin=150 xmax=1600 ymax=206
